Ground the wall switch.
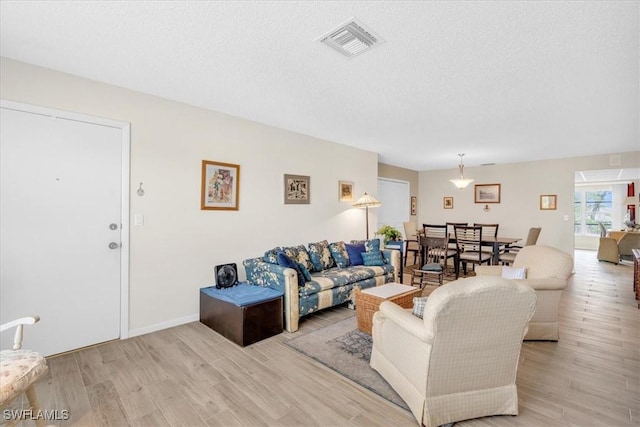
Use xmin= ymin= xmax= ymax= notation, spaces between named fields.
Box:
xmin=563 ymin=214 xmax=569 ymax=221
xmin=134 ymin=214 xmax=144 ymax=226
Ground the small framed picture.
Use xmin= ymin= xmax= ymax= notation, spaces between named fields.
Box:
xmin=284 ymin=174 xmax=310 ymax=204
xmin=540 ymin=194 xmax=557 ymax=210
xmin=339 ymin=181 xmax=354 ymax=202
xmin=410 ymin=196 xmax=417 ymax=215
xmin=474 ymin=184 xmax=501 ymax=204
xmin=201 ymin=160 xmax=240 ymax=210
xmin=443 ymin=196 xmax=454 ymax=209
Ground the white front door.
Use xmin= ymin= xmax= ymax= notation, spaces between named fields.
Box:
xmin=1 ymin=103 xmax=129 ymax=356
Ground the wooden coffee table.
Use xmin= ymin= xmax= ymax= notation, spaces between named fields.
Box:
xmin=355 ymin=283 xmax=422 ymax=335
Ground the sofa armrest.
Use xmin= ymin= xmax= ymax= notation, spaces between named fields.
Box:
xmin=376 ymin=301 xmax=433 ymax=343
xmin=382 ymin=249 xmax=401 ymax=282
xmin=243 ymin=257 xmax=300 ymax=332
xmin=513 ymin=277 xmax=567 ymax=291
xmin=475 ymin=265 xmax=503 ymax=276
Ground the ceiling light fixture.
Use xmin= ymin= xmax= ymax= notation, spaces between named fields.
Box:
xmin=450 ymin=154 xmax=474 ymax=189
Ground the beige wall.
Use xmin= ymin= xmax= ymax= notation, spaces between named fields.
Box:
xmin=419 ymin=152 xmax=640 ymax=256
xmin=0 ymin=58 xmax=380 ymax=335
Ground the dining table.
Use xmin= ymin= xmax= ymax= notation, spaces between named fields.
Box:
xmin=420 ymin=235 xmax=521 ymax=266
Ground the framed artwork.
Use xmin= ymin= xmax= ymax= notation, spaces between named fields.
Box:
xmin=410 ymin=196 xmax=417 ymax=215
xmin=540 ymin=194 xmax=557 ymax=210
xmin=284 ymin=174 xmax=310 ymax=204
xmin=339 ymin=181 xmax=354 ymax=202
xmin=201 ymin=160 xmax=240 ymax=210
xmin=443 ymin=196 xmax=454 ymax=209
xmin=474 ymin=184 xmax=501 ymax=204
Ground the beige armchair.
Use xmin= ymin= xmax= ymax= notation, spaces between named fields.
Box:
xmin=0 ymin=316 xmax=49 ymax=427
xmin=476 ymin=245 xmax=573 ymax=341
xmin=598 ymin=232 xmax=640 ymax=264
xmin=370 ymin=276 xmax=536 ymax=427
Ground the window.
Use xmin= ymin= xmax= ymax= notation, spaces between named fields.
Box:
xmin=574 ymin=189 xmax=612 ymax=235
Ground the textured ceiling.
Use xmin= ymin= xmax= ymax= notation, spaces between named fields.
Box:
xmin=1 ymin=1 xmax=638 ymax=171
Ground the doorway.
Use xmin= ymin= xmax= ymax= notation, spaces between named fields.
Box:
xmin=0 ymin=100 xmax=130 ymax=356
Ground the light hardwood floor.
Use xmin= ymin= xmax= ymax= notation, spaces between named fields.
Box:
xmin=13 ymin=250 xmax=640 ymax=426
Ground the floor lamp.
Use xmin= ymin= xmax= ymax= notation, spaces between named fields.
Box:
xmin=353 ymin=192 xmax=382 ymax=239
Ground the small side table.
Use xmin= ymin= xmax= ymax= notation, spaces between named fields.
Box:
xmin=355 ymin=283 xmax=422 ymax=335
xmin=200 ymin=283 xmax=283 ymax=346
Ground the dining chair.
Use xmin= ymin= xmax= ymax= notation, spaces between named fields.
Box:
xmin=499 ymin=227 xmax=541 ymax=265
xmin=423 ymin=224 xmax=459 ymax=278
xmin=402 ymin=221 xmax=420 ymax=266
xmin=454 ymin=225 xmax=492 ymax=274
xmin=411 ymin=235 xmax=450 ymax=287
xmin=474 ymin=223 xmax=499 ymax=257
xmin=0 ymin=316 xmax=49 ymax=427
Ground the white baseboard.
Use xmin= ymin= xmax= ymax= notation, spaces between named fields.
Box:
xmin=127 ymin=313 xmax=199 ymax=338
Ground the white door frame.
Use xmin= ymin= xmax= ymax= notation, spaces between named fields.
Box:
xmin=1 ymin=99 xmax=130 ymax=340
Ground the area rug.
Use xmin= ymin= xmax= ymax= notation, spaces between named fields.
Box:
xmin=284 ymin=315 xmax=410 ymax=411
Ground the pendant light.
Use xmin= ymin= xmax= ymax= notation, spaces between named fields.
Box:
xmin=450 ymin=153 xmax=474 ymax=189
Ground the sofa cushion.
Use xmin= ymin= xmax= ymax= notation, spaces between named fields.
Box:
xmin=295 ymin=245 xmax=314 ymax=272
xmin=502 ymin=266 xmax=527 ymax=279
xmin=412 ymin=297 xmax=428 ymax=319
xmin=345 ymin=242 xmax=366 ymax=266
xmin=362 ymin=251 xmax=386 ymax=266
xmin=364 ymin=238 xmax=382 ymax=253
xmin=297 ymin=262 xmax=313 ymax=282
xmin=298 ymin=265 xmax=394 ymax=297
xmin=308 ymin=240 xmax=336 ymax=272
xmin=277 ymin=251 xmax=305 ymax=287
xmin=329 ymin=241 xmax=350 ymax=268
xmin=282 ymin=246 xmax=300 ymax=261
xmin=263 ymin=247 xmax=281 ymax=264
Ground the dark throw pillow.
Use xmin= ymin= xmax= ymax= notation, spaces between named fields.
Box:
xmin=345 ymin=242 xmax=366 ymax=266
xmin=277 ymin=251 xmax=305 ymax=287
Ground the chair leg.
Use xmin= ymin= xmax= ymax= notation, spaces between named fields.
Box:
xmin=25 ymin=385 xmax=46 ymax=427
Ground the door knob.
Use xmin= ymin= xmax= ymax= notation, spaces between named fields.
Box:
xmin=108 ymin=242 xmax=120 ymax=249
xmin=109 ymin=223 xmax=119 ymax=230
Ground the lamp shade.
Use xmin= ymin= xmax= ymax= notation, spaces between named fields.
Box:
xmin=353 ymin=192 xmax=382 ymax=208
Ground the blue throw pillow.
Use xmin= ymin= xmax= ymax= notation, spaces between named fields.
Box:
xmin=297 ymin=262 xmax=313 ymax=282
xmin=364 ymin=239 xmax=381 ymax=253
xmin=277 ymin=251 xmax=305 ymax=287
xmin=361 ymin=251 xmax=386 ymax=266
xmin=345 ymin=242 xmax=366 ymax=266
xmin=308 ymin=240 xmax=336 ymax=272
xmin=328 ymin=241 xmax=350 ymax=268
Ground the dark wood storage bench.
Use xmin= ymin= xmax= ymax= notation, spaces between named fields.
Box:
xmin=199 ymin=283 xmax=284 ymax=346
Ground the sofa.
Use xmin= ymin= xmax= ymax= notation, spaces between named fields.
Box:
xmin=243 ymin=239 xmax=400 ymax=332
xmin=475 ymin=245 xmax=573 ymax=341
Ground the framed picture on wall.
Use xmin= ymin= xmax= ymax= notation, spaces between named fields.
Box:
xmin=284 ymin=174 xmax=310 ymax=204
xmin=540 ymin=194 xmax=557 ymax=210
xmin=443 ymin=196 xmax=453 ymax=209
xmin=201 ymin=160 xmax=240 ymax=210
xmin=339 ymin=181 xmax=354 ymax=202
xmin=410 ymin=196 xmax=417 ymax=215
xmin=474 ymin=184 xmax=501 ymax=203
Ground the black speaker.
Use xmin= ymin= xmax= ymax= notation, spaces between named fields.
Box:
xmin=215 ymin=263 xmax=238 ymax=289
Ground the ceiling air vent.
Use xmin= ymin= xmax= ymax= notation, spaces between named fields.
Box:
xmin=317 ymin=19 xmax=384 ymax=59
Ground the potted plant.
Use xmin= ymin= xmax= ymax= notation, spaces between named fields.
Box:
xmin=375 ymin=225 xmax=403 ymax=245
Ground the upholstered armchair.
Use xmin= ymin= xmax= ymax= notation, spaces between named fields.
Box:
xmin=0 ymin=316 xmax=49 ymax=427
xmin=476 ymin=245 xmax=574 ymax=341
xmin=598 ymin=232 xmax=640 ymax=264
xmin=370 ymin=276 xmax=536 ymax=427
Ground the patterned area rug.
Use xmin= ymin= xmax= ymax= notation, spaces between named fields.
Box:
xmin=284 ymin=316 xmax=410 ymax=411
